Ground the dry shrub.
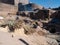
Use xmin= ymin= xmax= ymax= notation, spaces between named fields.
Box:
xmin=23 ymin=25 xmax=36 ymax=35
xmin=13 ymin=20 xmax=24 ymax=29
xmin=7 ymin=19 xmax=24 ymax=32
xmin=12 ymin=19 xmax=36 ymax=35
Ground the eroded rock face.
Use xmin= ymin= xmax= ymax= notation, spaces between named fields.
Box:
xmin=29 ymin=9 xmax=49 ymax=20
xmin=44 ymin=11 xmax=60 ymax=33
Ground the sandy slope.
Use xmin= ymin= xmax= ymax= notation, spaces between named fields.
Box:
xmin=0 ymin=27 xmax=58 ymax=45
xmin=0 ymin=31 xmax=58 ymax=45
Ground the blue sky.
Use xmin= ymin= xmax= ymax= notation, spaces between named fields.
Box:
xmin=30 ymin=0 xmax=60 ymax=8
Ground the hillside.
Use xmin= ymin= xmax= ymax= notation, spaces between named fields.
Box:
xmin=0 ymin=1 xmax=60 ymax=45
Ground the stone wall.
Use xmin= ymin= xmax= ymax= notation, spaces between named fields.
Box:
xmin=0 ymin=3 xmax=18 ymax=16
xmin=0 ymin=0 xmax=29 ymax=6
